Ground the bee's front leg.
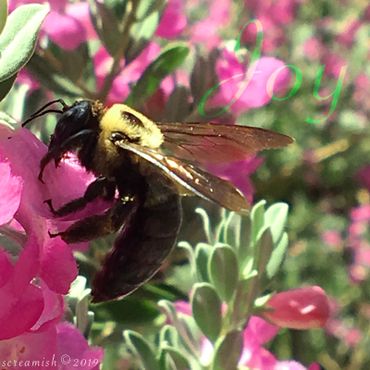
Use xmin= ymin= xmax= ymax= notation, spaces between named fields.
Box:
xmin=45 ymin=177 xmax=116 ymax=217
xmin=49 ymin=196 xmax=137 ymax=243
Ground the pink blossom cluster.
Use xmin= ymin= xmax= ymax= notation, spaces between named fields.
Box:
xmin=0 ymin=124 xmax=103 ymax=368
xmin=347 ymin=203 xmax=370 ymax=283
xmin=302 ymin=5 xmax=370 ymax=116
xmin=243 ymin=0 xmax=302 ymax=52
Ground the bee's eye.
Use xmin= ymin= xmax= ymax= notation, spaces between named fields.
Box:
xmin=110 ymin=132 xmax=128 ymax=142
xmin=110 ymin=132 xmax=140 ymax=144
xmin=121 ymin=111 xmax=143 ymax=127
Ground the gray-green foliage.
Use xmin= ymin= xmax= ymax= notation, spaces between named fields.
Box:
xmin=124 ymin=201 xmax=289 ymax=369
xmin=0 ymin=3 xmax=49 ymax=100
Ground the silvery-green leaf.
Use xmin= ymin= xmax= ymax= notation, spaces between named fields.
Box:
xmin=0 ymin=0 xmax=7 ymax=35
xmin=195 ymin=243 xmax=212 ymax=282
xmin=266 ymin=232 xmax=288 ymax=278
xmin=0 ymin=4 xmax=49 ymax=82
xmin=191 ymin=283 xmax=222 ymax=342
xmin=250 ymin=200 xmax=266 ymax=244
xmin=211 ymin=330 xmax=243 ymax=370
xmin=208 ymin=244 xmax=239 ymax=302
xmin=124 ymin=330 xmax=160 ymax=370
xmin=264 ymin=203 xmax=289 ymax=243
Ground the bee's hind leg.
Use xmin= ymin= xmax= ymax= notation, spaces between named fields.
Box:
xmin=49 ymin=196 xmax=137 ymax=243
xmin=45 ymin=177 xmax=116 ymax=217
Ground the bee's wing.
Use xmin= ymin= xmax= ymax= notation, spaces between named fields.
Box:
xmin=158 ymin=122 xmax=293 ymax=166
xmin=113 ymin=141 xmax=249 ymax=213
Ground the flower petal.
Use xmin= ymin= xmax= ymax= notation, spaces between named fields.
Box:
xmin=262 ymin=286 xmax=331 ymax=330
xmin=0 ymin=161 xmax=23 ymax=226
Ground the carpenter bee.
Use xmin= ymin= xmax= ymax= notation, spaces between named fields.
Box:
xmin=23 ymin=99 xmax=293 ymax=302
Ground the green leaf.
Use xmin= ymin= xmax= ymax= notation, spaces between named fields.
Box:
xmin=160 ymin=347 xmax=192 ymax=370
xmin=211 ymin=330 xmax=243 ymax=370
xmin=223 ymin=212 xmax=240 ymax=248
xmin=266 ymin=232 xmax=288 ymax=278
xmin=124 ymin=330 xmax=160 ymax=370
xmin=208 ymin=244 xmax=239 ymax=302
xmin=75 ymin=289 xmax=93 ymax=337
xmin=231 ymin=275 xmax=258 ymax=328
xmin=238 ymin=215 xmax=252 ymax=271
xmin=0 ymin=0 xmax=7 ymax=35
xmin=159 ymin=325 xmax=179 ymax=348
xmin=195 ymin=243 xmax=212 ymax=282
xmin=158 ymin=300 xmax=178 ymax=324
xmin=191 ymin=283 xmax=222 ymax=342
xmin=264 ymin=203 xmax=289 ymax=243
xmin=0 ymin=72 xmax=15 ymax=102
xmin=254 ymin=228 xmax=273 ymax=277
xmin=135 ymin=0 xmax=165 ymax=20
xmin=0 ymin=3 xmax=49 ymax=82
xmin=250 ymin=200 xmax=266 ymax=244
xmin=88 ymin=0 xmax=122 ymax=56
xmin=126 ymin=44 xmax=189 ymax=107
xmin=196 ymin=208 xmax=212 ymax=244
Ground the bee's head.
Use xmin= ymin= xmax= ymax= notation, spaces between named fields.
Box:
xmin=100 ymin=104 xmax=164 ymax=149
xmin=23 ymin=99 xmax=104 ymax=182
xmin=48 ymin=100 xmax=101 ymax=150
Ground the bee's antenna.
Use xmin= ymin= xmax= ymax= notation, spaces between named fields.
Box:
xmin=22 ymin=99 xmax=68 ymax=127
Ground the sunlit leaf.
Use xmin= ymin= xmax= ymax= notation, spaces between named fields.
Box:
xmin=0 ymin=3 xmax=49 ymax=82
xmin=126 ymin=44 xmax=189 ymax=107
xmin=191 ymin=283 xmax=222 ymax=342
xmin=0 ymin=0 xmax=7 ymax=35
xmin=208 ymin=244 xmax=239 ymax=302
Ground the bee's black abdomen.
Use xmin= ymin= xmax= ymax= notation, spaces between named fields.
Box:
xmin=91 ymin=187 xmax=182 ymax=303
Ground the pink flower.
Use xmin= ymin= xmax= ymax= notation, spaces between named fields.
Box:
xmin=357 ymin=164 xmax=370 ymax=191
xmin=56 ymin=322 xmax=104 ymax=369
xmin=336 ymin=19 xmax=362 ymax=48
xmin=347 ymin=204 xmax=370 ymax=283
xmin=10 ymin=0 xmax=96 ymax=50
xmin=242 ymin=15 xmax=285 ymax=53
xmin=0 ymin=161 xmax=23 ymax=226
xmin=0 ymin=322 xmax=103 ymax=369
xmin=352 ymin=74 xmax=370 ymax=112
xmin=208 ymin=157 xmax=263 ymax=203
xmin=243 ymin=0 xmax=301 ymax=51
xmin=245 ymin=0 xmax=299 ymax=25
xmin=0 ymin=124 xmax=108 ymax=297
xmin=156 ymin=0 xmax=187 ymax=39
xmin=209 ymin=49 xmax=291 ymax=116
xmin=322 ymin=53 xmax=347 ymax=79
xmin=262 ymin=286 xmax=331 ymax=330
xmin=0 ymin=245 xmax=64 ymax=340
xmin=42 ymin=9 xmax=87 ymax=50
xmin=0 ymin=247 xmax=44 ymax=340
xmin=189 ymin=0 xmax=231 ymax=49
xmin=303 ymin=37 xmax=325 ymax=61
xmin=321 ymin=230 xmax=342 ymax=250
xmin=16 ymin=70 xmax=40 ymax=93
xmin=326 ymin=318 xmax=362 ymax=347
